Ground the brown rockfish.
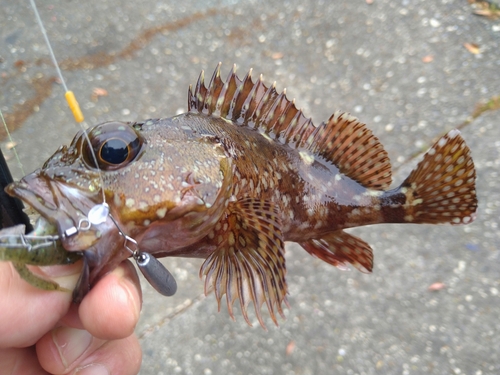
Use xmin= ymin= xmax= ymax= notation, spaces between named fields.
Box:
xmin=6 ymin=65 xmax=477 ymax=327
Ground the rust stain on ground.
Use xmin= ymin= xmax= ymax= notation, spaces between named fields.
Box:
xmin=1 ymin=8 xmax=221 ymax=140
xmin=59 ymin=9 xmax=219 ymax=70
xmin=1 ymin=76 xmax=57 ymax=140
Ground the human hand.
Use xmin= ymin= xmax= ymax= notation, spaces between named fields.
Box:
xmin=0 ymin=259 xmax=142 ymax=375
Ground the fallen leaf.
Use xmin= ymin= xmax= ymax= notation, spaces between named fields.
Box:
xmin=286 ymin=340 xmax=295 ymax=356
xmin=464 ymin=42 xmax=481 ymax=54
xmin=428 ymin=282 xmax=446 ymax=291
xmin=473 ymin=9 xmax=500 ymax=18
xmin=91 ymin=87 xmax=109 ymax=101
xmin=93 ymin=88 xmax=108 ymax=96
xmin=470 ymin=0 xmax=500 ymax=19
xmin=422 ymin=55 xmax=434 ymax=63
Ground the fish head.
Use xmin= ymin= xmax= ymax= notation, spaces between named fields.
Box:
xmin=5 ymin=124 xmax=114 ymax=252
xmin=6 ymin=118 xmax=233 ymax=266
xmin=100 ymin=118 xmax=234 ymax=251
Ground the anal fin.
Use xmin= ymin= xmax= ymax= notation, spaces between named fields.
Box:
xmin=200 ymin=198 xmax=287 ymax=328
xmin=301 ymin=230 xmax=373 ymax=273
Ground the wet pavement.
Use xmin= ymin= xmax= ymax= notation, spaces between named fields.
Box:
xmin=1 ymin=1 xmax=500 ymax=374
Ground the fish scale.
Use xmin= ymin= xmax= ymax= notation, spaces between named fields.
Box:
xmin=5 ymin=64 xmax=477 ymax=328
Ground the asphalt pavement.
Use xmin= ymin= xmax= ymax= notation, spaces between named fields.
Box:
xmin=1 ymin=1 xmax=499 ymax=374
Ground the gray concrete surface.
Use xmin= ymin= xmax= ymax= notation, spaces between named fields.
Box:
xmin=1 ymin=0 xmax=500 ymax=374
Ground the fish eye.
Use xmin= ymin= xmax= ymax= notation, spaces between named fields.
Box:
xmin=99 ymin=138 xmax=129 ymax=165
xmin=82 ymin=121 xmax=144 ymax=170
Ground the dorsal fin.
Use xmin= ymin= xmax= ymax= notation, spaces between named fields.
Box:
xmin=188 ymin=64 xmax=392 ymax=189
xmin=305 ymin=111 xmax=392 ymax=189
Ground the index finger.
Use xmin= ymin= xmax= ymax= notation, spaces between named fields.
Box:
xmin=0 ymin=261 xmax=82 ymax=348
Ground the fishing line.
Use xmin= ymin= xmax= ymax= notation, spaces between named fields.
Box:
xmin=0 ymin=109 xmax=33 ymax=231
xmin=29 ymin=0 xmax=107 ymax=209
xmin=25 ymin=1 xmax=178 ymax=296
xmin=29 ymin=0 xmax=83 ymax=123
xmin=0 ymin=110 xmax=25 ymax=177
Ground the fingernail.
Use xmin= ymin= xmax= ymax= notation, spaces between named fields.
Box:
xmin=115 ymin=266 xmax=141 ymax=321
xmin=40 ymin=261 xmax=83 ymax=291
xmin=52 ymin=327 xmax=93 ymax=368
xmin=76 ymin=364 xmax=110 ymax=375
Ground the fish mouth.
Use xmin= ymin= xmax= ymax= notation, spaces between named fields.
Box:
xmin=7 ymin=169 xmax=130 ymax=302
xmin=6 ymin=170 xmax=110 ymax=251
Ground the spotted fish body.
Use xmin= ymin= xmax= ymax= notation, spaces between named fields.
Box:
xmin=7 ymin=65 xmax=477 ymax=327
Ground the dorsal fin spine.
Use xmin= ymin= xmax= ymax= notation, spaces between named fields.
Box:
xmin=254 ymin=82 xmax=278 ymax=128
xmin=195 ymin=70 xmax=206 ymax=111
xmin=216 ymin=66 xmax=236 ymax=116
xmin=296 ymin=118 xmax=314 ymax=149
xmin=188 ymin=85 xmax=195 ymax=111
xmin=243 ymin=77 xmax=260 ymax=125
xmin=276 ymin=97 xmax=296 ymax=137
xmin=281 ymin=108 xmax=305 ymax=146
xmin=206 ymin=65 xmax=223 ymax=114
xmin=224 ymin=68 xmax=241 ymax=117
xmin=254 ymin=82 xmax=277 ymax=130
xmin=242 ymin=77 xmax=266 ymax=128
xmin=230 ymin=70 xmax=252 ymax=123
xmin=226 ymin=71 xmax=244 ymax=120
xmin=259 ymin=91 xmax=282 ymax=136
xmin=266 ymin=91 xmax=290 ymax=137
xmin=278 ymin=98 xmax=294 ymax=126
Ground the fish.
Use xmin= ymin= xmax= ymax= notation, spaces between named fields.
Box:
xmin=6 ymin=64 xmax=478 ymax=327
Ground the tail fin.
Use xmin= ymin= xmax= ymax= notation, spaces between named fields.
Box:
xmin=401 ymin=129 xmax=477 ymax=225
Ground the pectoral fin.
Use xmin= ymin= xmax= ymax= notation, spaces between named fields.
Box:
xmin=200 ymin=198 xmax=287 ymax=328
xmin=301 ymin=230 xmax=373 ymax=273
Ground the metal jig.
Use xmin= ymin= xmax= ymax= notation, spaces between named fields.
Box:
xmin=108 ymin=212 xmax=178 ymax=297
